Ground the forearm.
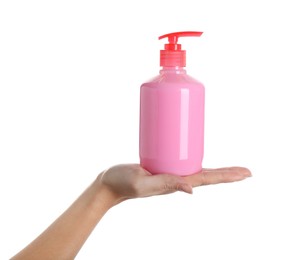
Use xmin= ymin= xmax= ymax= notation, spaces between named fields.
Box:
xmin=11 ymin=175 xmax=116 ymax=260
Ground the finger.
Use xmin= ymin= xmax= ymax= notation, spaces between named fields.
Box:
xmin=140 ymin=173 xmax=193 ymax=197
xmin=184 ymin=167 xmax=252 ymax=188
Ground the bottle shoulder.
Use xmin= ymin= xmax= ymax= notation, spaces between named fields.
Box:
xmin=141 ymin=73 xmax=204 ymax=89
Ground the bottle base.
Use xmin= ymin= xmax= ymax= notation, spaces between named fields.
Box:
xmin=140 ymin=157 xmax=202 ymax=176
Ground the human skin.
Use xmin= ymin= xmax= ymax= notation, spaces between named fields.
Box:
xmin=11 ymin=164 xmax=251 ymax=259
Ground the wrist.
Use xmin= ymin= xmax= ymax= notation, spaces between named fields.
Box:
xmin=92 ymin=173 xmax=123 ymax=210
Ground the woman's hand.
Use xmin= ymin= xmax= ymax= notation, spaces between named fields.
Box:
xmin=12 ymin=164 xmax=251 ymax=259
xmin=98 ymin=164 xmax=252 ymax=204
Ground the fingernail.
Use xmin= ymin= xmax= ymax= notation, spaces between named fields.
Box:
xmin=241 ymin=168 xmax=252 ymax=177
xmin=181 ymin=183 xmax=193 ymax=194
xmin=234 ymin=173 xmax=251 ymax=181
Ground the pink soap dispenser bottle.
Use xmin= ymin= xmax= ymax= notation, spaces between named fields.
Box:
xmin=139 ymin=31 xmax=205 ymax=176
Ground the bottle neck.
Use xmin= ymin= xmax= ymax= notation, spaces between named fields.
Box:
xmin=160 ymin=66 xmax=186 ymax=74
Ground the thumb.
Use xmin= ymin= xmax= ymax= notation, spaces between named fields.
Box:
xmin=142 ymin=173 xmax=193 ymax=196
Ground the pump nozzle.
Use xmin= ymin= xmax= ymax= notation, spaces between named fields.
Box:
xmin=159 ymin=31 xmax=203 ymax=67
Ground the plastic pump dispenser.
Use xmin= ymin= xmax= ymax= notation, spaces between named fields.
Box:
xmin=139 ymin=31 xmax=205 ymax=176
xmin=159 ymin=31 xmax=203 ymax=67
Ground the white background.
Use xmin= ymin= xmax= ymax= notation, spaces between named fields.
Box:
xmin=1 ymin=0 xmax=290 ymax=259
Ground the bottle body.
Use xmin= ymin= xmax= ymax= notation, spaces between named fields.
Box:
xmin=139 ymin=67 xmax=204 ymax=176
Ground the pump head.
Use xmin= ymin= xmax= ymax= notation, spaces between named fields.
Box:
xmin=159 ymin=31 xmax=203 ymax=67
